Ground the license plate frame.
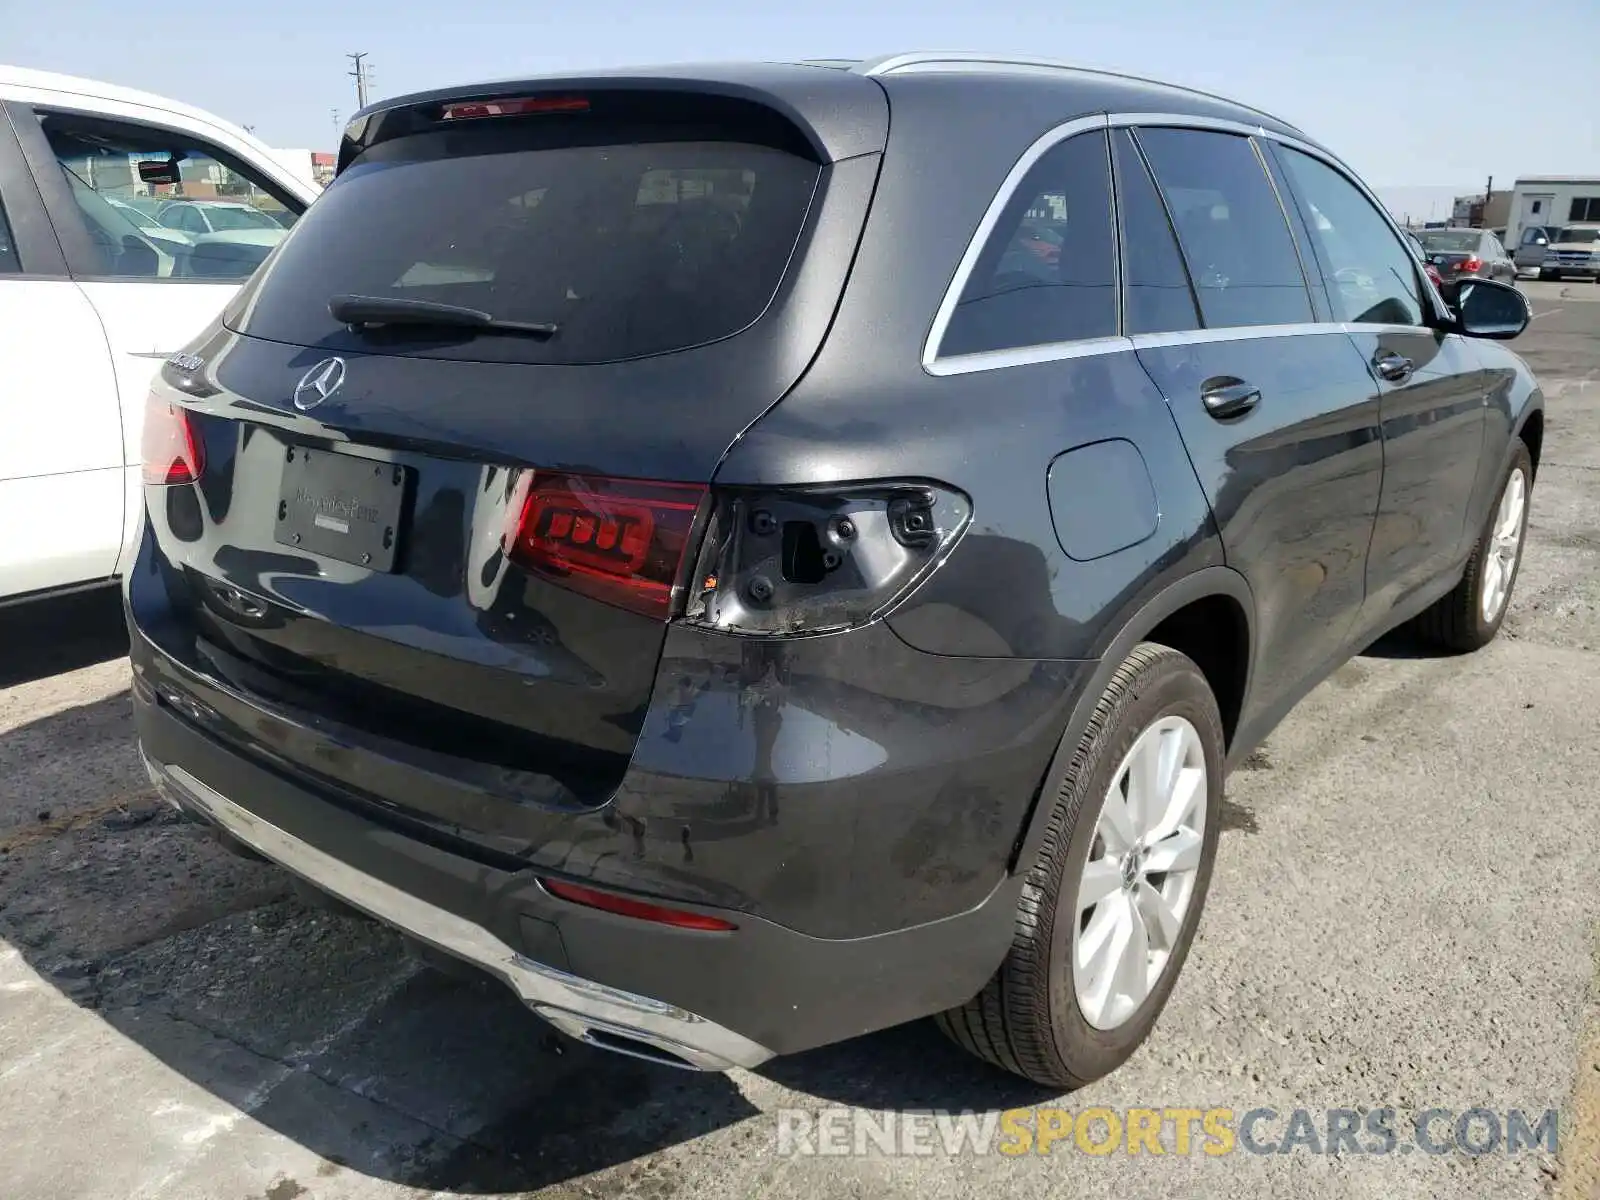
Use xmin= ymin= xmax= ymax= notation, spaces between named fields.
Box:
xmin=275 ymin=446 xmax=411 ymax=572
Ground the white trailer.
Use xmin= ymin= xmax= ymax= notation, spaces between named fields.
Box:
xmin=1506 ymin=176 xmax=1600 ymax=253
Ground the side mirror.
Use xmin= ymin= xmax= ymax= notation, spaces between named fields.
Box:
xmin=1454 ymin=278 xmax=1529 ymax=340
xmin=1536 ymin=236 xmax=1549 ymax=246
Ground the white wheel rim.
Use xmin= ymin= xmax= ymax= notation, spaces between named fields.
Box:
xmin=1480 ymin=467 xmax=1528 ymax=624
xmin=1071 ymin=715 xmax=1207 ymax=1032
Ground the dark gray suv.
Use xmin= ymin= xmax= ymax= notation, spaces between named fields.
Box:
xmin=127 ymin=52 xmax=1542 ymax=1089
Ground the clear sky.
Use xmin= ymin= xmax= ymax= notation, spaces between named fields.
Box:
xmin=8 ymin=0 xmax=1597 ymax=201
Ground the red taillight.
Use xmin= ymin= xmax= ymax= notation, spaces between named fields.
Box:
xmin=1461 ymin=256 xmax=1482 ymax=273
xmin=1426 ymin=263 xmax=1443 ymax=286
xmin=539 ymin=878 xmax=737 ymax=931
xmin=141 ymin=394 xmax=204 ymax=485
xmin=506 ymin=473 xmax=704 ymax=620
xmin=441 ymin=96 xmax=590 ymax=121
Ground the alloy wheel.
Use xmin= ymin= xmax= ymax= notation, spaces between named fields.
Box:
xmin=1480 ymin=466 xmax=1528 ymax=624
xmin=1072 ymin=715 xmax=1208 ymax=1031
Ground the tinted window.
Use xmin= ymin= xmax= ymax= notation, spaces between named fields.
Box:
xmin=37 ymin=111 xmax=302 ymax=282
xmin=1112 ymin=129 xmax=1198 ymax=335
xmin=0 ymin=198 xmax=18 ymax=273
xmin=1277 ymin=147 xmax=1423 ymax=327
xmin=1569 ymin=197 xmax=1600 ymax=222
xmin=1419 ymin=230 xmax=1481 ymax=253
xmin=1134 ymin=128 xmax=1311 ymax=329
xmin=1556 ymin=226 xmax=1600 ymax=244
xmin=236 ymin=126 xmax=820 ymax=366
xmin=939 ymin=131 xmax=1116 ymax=357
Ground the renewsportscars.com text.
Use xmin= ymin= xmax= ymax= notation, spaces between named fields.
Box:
xmin=775 ymin=1106 xmax=1559 ymax=1158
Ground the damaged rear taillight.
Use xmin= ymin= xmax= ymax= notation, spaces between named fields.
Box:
xmin=141 ymin=392 xmax=205 ymax=486
xmin=505 ymin=472 xmax=706 ymax=620
xmin=682 ymin=482 xmax=971 ymax=636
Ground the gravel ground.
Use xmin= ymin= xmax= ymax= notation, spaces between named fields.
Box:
xmin=1 ymin=280 xmax=1597 ymax=1200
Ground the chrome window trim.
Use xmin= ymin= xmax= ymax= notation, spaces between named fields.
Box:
xmin=1130 ymin=323 xmax=1341 ymax=350
xmin=932 ymin=321 xmax=1436 ymax=376
xmin=924 ymin=111 xmax=1447 ymax=376
xmin=928 ymin=334 xmax=1132 ymax=378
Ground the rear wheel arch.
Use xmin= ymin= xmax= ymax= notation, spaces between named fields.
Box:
xmin=1009 ymin=566 xmax=1255 ymax=873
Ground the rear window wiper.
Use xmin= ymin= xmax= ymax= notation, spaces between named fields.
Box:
xmin=328 ymin=294 xmax=558 ymax=339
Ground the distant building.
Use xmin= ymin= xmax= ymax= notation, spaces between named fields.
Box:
xmin=1451 ymin=189 xmax=1512 ymax=230
xmin=265 ymin=148 xmax=333 ymax=191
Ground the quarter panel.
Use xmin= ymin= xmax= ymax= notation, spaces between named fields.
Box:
xmin=724 ymin=347 xmax=1221 ymax=661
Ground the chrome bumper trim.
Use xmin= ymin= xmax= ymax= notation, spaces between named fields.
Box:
xmin=143 ymin=753 xmax=773 ymax=1072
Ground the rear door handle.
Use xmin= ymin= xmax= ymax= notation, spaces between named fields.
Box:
xmin=1373 ymin=350 xmax=1414 ymax=382
xmin=1200 ymin=376 xmax=1261 ymax=419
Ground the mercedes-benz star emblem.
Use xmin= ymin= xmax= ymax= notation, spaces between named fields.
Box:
xmin=293 ymin=357 xmax=347 ymax=411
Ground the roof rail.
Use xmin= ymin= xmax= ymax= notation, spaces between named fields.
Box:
xmin=854 ymin=51 xmax=1301 ymax=134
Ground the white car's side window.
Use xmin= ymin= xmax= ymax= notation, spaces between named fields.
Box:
xmin=34 ymin=109 xmax=303 ymax=282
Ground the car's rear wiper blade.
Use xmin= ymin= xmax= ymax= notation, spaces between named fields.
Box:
xmin=328 ymin=294 xmax=558 ymax=338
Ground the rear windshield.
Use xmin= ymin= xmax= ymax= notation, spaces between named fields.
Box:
xmin=1556 ymin=227 xmax=1600 ymax=244
xmin=1419 ymin=230 xmax=1480 ymax=252
xmin=231 ymin=123 xmax=821 ymax=364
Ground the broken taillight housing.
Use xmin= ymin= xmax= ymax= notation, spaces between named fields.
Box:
xmin=141 ymin=392 xmax=205 ymax=486
xmin=505 ymin=472 xmax=706 ymax=620
xmin=682 ymin=482 xmax=971 ymax=636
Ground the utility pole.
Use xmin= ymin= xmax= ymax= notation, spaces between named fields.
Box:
xmin=347 ymin=52 xmax=371 ymax=109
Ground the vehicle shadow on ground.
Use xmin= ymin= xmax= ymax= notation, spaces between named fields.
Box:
xmin=0 ymin=585 xmax=128 ymax=688
xmin=1358 ymin=627 xmax=1441 ymax=661
xmin=0 ymin=682 xmax=1051 ymax=1195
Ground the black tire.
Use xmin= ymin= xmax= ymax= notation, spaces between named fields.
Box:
xmin=937 ymin=643 xmax=1225 ymax=1089
xmin=1538 ymin=269 xmax=1554 ymax=281
xmin=1413 ymin=440 xmax=1533 ymax=653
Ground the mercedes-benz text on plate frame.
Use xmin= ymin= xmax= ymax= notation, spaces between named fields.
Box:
xmin=293 ymin=357 xmax=346 ymax=411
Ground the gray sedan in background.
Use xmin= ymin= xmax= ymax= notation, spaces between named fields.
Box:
xmin=1416 ymin=226 xmax=1517 ymax=290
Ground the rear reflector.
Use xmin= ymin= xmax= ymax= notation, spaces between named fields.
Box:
xmin=440 ymin=96 xmax=590 ymax=121
xmin=141 ymin=393 xmax=204 ymax=485
xmin=539 ymin=878 xmax=737 ymax=931
xmin=507 ymin=473 xmax=704 ymax=620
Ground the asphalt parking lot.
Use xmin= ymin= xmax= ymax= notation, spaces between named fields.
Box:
xmin=3 ymin=279 xmax=1598 ymax=1200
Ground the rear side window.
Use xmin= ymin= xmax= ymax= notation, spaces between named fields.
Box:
xmin=1111 ymin=130 xmax=1198 ymax=335
xmin=1275 ymin=147 xmax=1423 ymax=327
xmin=1134 ymin=128 xmax=1312 ymax=329
xmin=938 ymin=130 xmax=1116 ymax=358
xmin=233 ymin=123 xmax=821 ymax=365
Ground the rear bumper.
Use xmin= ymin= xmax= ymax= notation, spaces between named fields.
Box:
xmin=134 ymin=687 xmax=1024 ymax=1064
xmin=143 ymin=750 xmax=769 ymax=1072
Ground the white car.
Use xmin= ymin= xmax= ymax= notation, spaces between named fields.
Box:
xmin=0 ymin=67 xmax=320 ymax=604
xmin=157 ymin=197 xmax=290 ymax=237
